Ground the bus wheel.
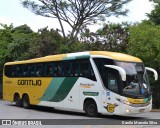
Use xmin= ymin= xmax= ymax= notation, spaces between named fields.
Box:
xmin=22 ymin=95 xmax=30 ymax=109
xmin=14 ymin=94 xmax=22 ymax=107
xmin=84 ymin=100 xmax=99 ymax=117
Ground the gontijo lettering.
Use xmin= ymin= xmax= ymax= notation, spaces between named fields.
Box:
xmin=18 ymin=80 xmax=42 ymax=86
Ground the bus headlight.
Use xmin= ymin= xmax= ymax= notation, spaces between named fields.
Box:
xmin=126 ymin=109 xmax=130 ymax=113
xmin=116 ymin=98 xmax=131 ymax=106
xmin=123 ymin=100 xmax=131 ymax=105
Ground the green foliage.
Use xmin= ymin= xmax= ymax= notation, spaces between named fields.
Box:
xmin=0 ymin=24 xmax=14 ymax=73
xmin=80 ymin=22 xmax=130 ymax=52
xmin=0 ymin=24 xmax=36 ymax=74
xmin=27 ymin=27 xmax=64 ymax=58
xmin=147 ymin=0 xmax=160 ymax=25
xmin=128 ymin=21 xmax=160 ymax=66
xmin=127 ymin=20 xmax=160 ymax=86
xmin=11 ymin=24 xmax=33 ymax=34
xmin=8 ymin=32 xmax=36 ymax=60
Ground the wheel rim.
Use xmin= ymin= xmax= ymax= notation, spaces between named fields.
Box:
xmin=88 ymin=104 xmax=96 ymax=115
xmin=15 ymin=99 xmax=18 ymax=105
xmin=23 ymin=96 xmax=29 ymax=108
xmin=23 ymin=99 xmax=27 ymax=107
xmin=15 ymin=96 xmax=19 ymax=105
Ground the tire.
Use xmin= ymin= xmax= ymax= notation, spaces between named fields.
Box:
xmin=22 ymin=95 xmax=30 ymax=109
xmin=14 ymin=94 xmax=22 ymax=107
xmin=84 ymin=100 xmax=99 ymax=117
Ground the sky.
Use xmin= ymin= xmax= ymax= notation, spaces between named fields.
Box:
xmin=0 ymin=0 xmax=154 ymax=32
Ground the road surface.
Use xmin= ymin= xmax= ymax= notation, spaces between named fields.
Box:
xmin=0 ymin=100 xmax=159 ymax=128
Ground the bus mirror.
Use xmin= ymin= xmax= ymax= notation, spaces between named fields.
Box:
xmin=145 ymin=67 xmax=158 ymax=81
xmin=104 ymin=65 xmax=126 ymax=81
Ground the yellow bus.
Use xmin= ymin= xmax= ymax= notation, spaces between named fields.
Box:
xmin=3 ymin=51 xmax=158 ymax=117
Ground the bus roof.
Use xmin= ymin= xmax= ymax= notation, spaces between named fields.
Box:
xmin=90 ymin=51 xmax=142 ymax=62
xmin=5 ymin=51 xmax=142 ymax=65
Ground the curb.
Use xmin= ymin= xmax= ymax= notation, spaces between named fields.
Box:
xmin=150 ymin=109 xmax=160 ymax=112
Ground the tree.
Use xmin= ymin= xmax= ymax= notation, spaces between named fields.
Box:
xmin=0 ymin=24 xmax=14 ymax=73
xmin=8 ymin=25 xmax=36 ymax=60
xmin=0 ymin=24 xmax=36 ymax=75
xmin=147 ymin=0 xmax=160 ymax=25
xmin=127 ymin=20 xmax=160 ymax=85
xmin=11 ymin=24 xmax=33 ymax=34
xmin=80 ymin=22 xmax=130 ymax=52
xmin=22 ymin=0 xmax=132 ymax=44
xmin=27 ymin=27 xmax=63 ymax=58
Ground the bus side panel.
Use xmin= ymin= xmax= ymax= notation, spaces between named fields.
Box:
xmin=38 ymin=77 xmax=78 ymax=109
xmin=78 ymin=79 xmax=103 ymax=113
xmin=3 ymin=76 xmax=53 ymax=106
xmin=101 ymin=90 xmax=121 ymax=115
xmin=63 ymin=78 xmax=97 ymax=111
xmin=3 ymin=76 xmax=16 ymax=102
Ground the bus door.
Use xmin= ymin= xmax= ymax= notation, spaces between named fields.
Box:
xmin=104 ymin=67 xmax=121 ymax=114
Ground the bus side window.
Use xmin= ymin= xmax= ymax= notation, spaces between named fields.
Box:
xmin=81 ymin=60 xmax=88 ymax=77
xmin=45 ymin=63 xmax=54 ymax=77
xmin=11 ymin=66 xmax=16 ymax=77
xmin=94 ymin=58 xmax=114 ymax=84
xmin=62 ymin=61 xmax=72 ymax=76
xmin=15 ymin=65 xmax=22 ymax=77
xmin=68 ymin=61 xmax=74 ymax=76
xmin=80 ymin=59 xmax=96 ymax=81
xmin=88 ymin=63 xmax=96 ymax=81
xmin=4 ymin=65 xmax=12 ymax=77
xmin=29 ymin=65 xmax=36 ymax=77
xmin=58 ymin=62 xmax=64 ymax=76
xmin=107 ymin=68 xmax=119 ymax=93
xmin=36 ymin=64 xmax=43 ymax=77
xmin=23 ymin=65 xmax=29 ymax=77
xmin=74 ymin=60 xmax=82 ymax=76
xmin=53 ymin=62 xmax=59 ymax=76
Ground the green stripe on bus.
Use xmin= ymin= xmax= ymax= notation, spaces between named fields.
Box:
xmin=50 ymin=77 xmax=78 ymax=102
xmin=83 ymin=92 xmax=99 ymax=96
xmin=40 ymin=77 xmax=78 ymax=102
xmin=75 ymin=55 xmax=90 ymax=59
xmin=39 ymin=77 xmax=65 ymax=101
xmin=63 ymin=57 xmax=76 ymax=60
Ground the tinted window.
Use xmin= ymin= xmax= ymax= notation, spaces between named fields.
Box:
xmin=93 ymin=58 xmax=114 ymax=83
xmin=30 ymin=65 xmax=36 ymax=77
xmin=106 ymin=68 xmax=119 ymax=93
xmin=4 ymin=65 xmax=12 ymax=77
xmin=4 ymin=59 xmax=96 ymax=81
xmin=22 ymin=65 xmax=29 ymax=77
xmin=74 ymin=59 xmax=96 ymax=81
xmin=36 ymin=64 xmax=43 ymax=77
xmin=45 ymin=63 xmax=54 ymax=76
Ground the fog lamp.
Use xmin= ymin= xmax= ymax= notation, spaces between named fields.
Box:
xmin=126 ymin=109 xmax=130 ymax=113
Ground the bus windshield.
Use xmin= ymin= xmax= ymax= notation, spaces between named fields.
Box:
xmin=116 ymin=61 xmax=151 ymax=97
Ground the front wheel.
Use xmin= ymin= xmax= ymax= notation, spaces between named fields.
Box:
xmin=22 ymin=95 xmax=30 ymax=109
xmin=84 ymin=100 xmax=99 ymax=117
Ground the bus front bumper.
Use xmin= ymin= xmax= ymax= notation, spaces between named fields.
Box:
xmin=120 ymin=103 xmax=152 ymax=115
